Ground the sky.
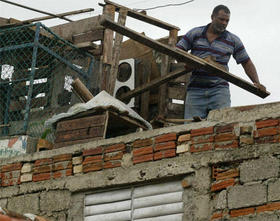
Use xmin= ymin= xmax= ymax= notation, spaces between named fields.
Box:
xmin=0 ymin=0 xmax=279 ymax=107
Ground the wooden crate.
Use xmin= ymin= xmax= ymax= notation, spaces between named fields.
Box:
xmin=54 ymin=109 xmax=148 ymax=148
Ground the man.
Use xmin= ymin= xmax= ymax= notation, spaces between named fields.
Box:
xmin=176 ymin=5 xmax=264 ymax=119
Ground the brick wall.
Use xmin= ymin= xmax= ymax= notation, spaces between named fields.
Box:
xmin=1 ymin=103 xmax=280 ymax=220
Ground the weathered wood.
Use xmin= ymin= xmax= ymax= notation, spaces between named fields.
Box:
xmin=100 ymin=17 xmax=270 ymax=99
xmin=120 ymin=67 xmax=189 ymax=101
xmin=72 ymin=28 xmax=104 ymax=44
xmin=140 ymin=63 xmax=151 ymax=120
xmin=55 ymin=125 xmax=105 ymax=143
xmin=102 ymin=5 xmax=115 ymax=64
xmin=71 ymin=78 xmax=94 ymax=102
xmin=158 ymin=29 xmax=178 ymax=118
xmin=168 ymin=85 xmax=186 ymax=100
xmin=75 ymin=42 xmax=99 ymax=50
xmin=167 ymin=102 xmax=184 ymax=114
xmin=108 ymin=8 xmax=128 ymax=95
xmin=50 ymin=16 xmax=100 ymax=42
xmin=56 ymin=114 xmax=107 ymax=132
xmin=103 ymin=0 xmax=180 ymax=31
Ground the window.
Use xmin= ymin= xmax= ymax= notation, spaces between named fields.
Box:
xmin=84 ymin=180 xmax=184 ymax=221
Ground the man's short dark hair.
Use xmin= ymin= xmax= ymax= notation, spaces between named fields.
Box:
xmin=212 ymin=5 xmax=230 ymax=16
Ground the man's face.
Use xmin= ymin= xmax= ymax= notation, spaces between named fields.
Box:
xmin=211 ymin=10 xmax=230 ymax=34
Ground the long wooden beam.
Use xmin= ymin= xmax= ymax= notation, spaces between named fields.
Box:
xmin=102 ymin=0 xmax=180 ymax=31
xmin=100 ymin=17 xmax=270 ymax=99
xmin=120 ymin=67 xmax=190 ymax=101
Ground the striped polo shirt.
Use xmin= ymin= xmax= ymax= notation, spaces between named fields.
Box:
xmin=176 ymin=23 xmax=250 ymax=89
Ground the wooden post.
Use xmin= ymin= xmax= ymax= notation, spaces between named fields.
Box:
xmin=100 ymin=4 xmax=115 ymax=92
xmin=158 ymin=29 xmax=178 ymax=119
xmin=108 ymin=8 xmax=128 ymax=95
xmin=140 ymin=62 xmax=151 ymax=120
xmin=71 ymin=78 xmax=94 ymax=102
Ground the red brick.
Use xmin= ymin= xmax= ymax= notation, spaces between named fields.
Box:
xmin=83 ymin=147 xmax=103 ymax=156
xmin=230 ymin=207 xmax=255 ymax=217
xmin=32 ymin=172 xmax=51 ymax=182
xmin=215 ymin=123 xmax=236 ymax=133
xmin=33 ymin=165 xmax=51 ymax=174
xmin=178 ymin=134 xmax=191 ymax=142
xmin=215 ymin=140 xmax=239 ymax=149
xmin=53 ymin=169 xmax=72 ymax=179
xmin=211 ymin=178 xmax=235 ymax=192
xmin=2 ymin=177 xmax=20 ymax=187
xmin=154 ymin=149 xmax=176 ymax=160
xmin=1 ymin=171 xmax=20 ymax=179
xmin=191 ymin=135 xmax=214 ymax=144
xmin=191 ymin=127 xmax=214 ymax=137
xmin=215 ymin=133 xmax=237 ymax=142
xmin=155 ymin=133 xmax=177 ymax=143
xmin=154 ymin=141 xmax=176 ymax=151
xmin=52 ymin=161 xmax=72 ymax=171
xmin=104 ymin=143 xmax=126 ymax=153
xmin=83 ymin=155 xmax=103 ymax=165
xmin=256 ymin=202 xmax=280 ymax=213
xmin=256 ymin=119 xmax=279 ymax=129
xmin=133 ymin=146 xmax=153 ymax=157
xmin=104 ymin=151 xmax=123 ymax=161
xmin=1 ymin=163 xmax=22 ymax=172
xmin=215 ymin=169 xmax=239 ymax=181
xmin=34 ymin=158 xmax=52 ymax=167
xmin=53 ymin=154 xmax=72 ymax=163
xmin=190 ymin=143 xmax=213 ymax=153
xmin=211 ymin=212 xmax=228 ymax=220
xmin=133 ymin=154 xmax=153 ymax=164
xmin=83 ymin=163 xmax=103 ymax=173
xmin=104 ymin=161 xmax=121 ymax=169
xmin=255 ymin=135 xmax=279 ymax=144
xmin=254 ymin=127 xmax=279 ymax=138
xmin=133 ymin=139 xmax=153 ymax=148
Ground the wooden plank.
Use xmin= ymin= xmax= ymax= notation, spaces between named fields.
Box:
xmin=100 ymin=17 xmax=270 ymax=99
xmin=50 ymin=16 xmax=100 ymax=42
xmin=56 ymin=114 xmax=107 ymax=132
xmin=55 ymin=125 xmax=105 ymax=143
xmin=108 ymin=8 xmax=128 ymax=95
xmin=120 ymin=67 xmax=189 ymax=101
xmin=102 ymin=4 xmax=115 ymax=64
xmin=103 ymin=0 xmax=180 ymax=31
xmin=140 ymin=62 xmax=150 ymax=120
xmin=72 ymin=28 xmax=104 ymax=44
xmin=167 ymin=103 xmax=184 ymax=115
xmin=168 ymin=85 xmax=186 ymax=100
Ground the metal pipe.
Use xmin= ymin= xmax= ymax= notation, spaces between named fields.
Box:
xmin=0 ymin=0 xmax=73 ymax=22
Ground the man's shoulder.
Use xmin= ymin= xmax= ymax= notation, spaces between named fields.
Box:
xmin=187 ymin=25 xmax=206 ymax=35
xmin=224 ymin=30 xmax=242 ymax=42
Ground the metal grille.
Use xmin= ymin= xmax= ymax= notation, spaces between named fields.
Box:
xmin=0 ymin=22 xmax=95 ymax=137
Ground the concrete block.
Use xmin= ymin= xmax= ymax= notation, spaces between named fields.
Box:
xmin=72 ymin=156 xmax=83 ymax=165
xmin=20 ymin=173 xmax=33 ymax=183
xmin=0 ymin=198 xmax=7 ymax=208
xmin=40 ymin=190 xmax=71 ymax=212
xmin=7 ymin=193 xmax=39 ymax=214
xmin=228 ymin=184 xmax=267 ymax=209
xmin=268 ymin=179 xmax=280 ymax=202
xmin=176 ymin=144 xmax=189 ymax=154
xmin=21 ymin=163 xmax=33 ymax=173
xmin=240 ymin=156 xmax=279 ymax=183
xmin=73 ymin=165 xmax=83 ymax=174
xmin=214 ymin=190 xmax=227 ymax=210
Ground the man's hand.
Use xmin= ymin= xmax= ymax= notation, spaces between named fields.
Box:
xmin=254 ymin=82 xmax=266 ymax=92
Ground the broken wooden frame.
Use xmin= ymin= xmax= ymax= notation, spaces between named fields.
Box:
xmin=100 ymin=16 xmax=270 ymax=99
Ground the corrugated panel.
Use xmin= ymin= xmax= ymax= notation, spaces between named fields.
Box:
xmin=84 ymin=180 xmax=184 ymax=221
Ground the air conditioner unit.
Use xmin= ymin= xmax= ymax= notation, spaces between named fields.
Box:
xmin=113 ymin=58 xmax=135 ymax=107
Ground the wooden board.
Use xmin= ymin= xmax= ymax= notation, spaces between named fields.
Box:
xmin=100 ymin=17 xmax=270 ymax=99
xmin=50 ymin=16 xmax=101 ymax=42
xmin=104 ymin=0 xmax=180 ymax=31
xmin=72 ymin=28 xmax=104 ymax=44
